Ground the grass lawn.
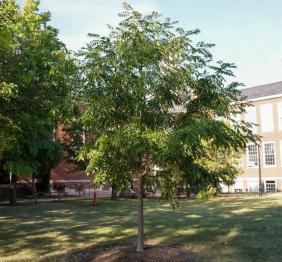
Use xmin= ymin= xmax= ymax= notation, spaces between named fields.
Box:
xmin=1 ymin=194 xmax=282 ymax=262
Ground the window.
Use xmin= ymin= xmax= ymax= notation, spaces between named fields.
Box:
xmin=249 ymin=181 xmax=259 ymax=192
xmin=265 ymin=180 xmax=276 ymax=192
xmin=247 ymin=144 xmax=258 ymax=167
xmin=245 ymin=107 xmax=256 ymax=133
xmin=278 ymin=103 xmax=282 ymax=130
xmin=264 ymin=142 xmax=275 ymax=166
xmin=260 ymin=104 xmax=273 ymax=132
xmin=233 ymin=181 xmax=243 ymax=193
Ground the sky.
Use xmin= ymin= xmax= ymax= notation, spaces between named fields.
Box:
xmin=17 ymin=0 xmax=282 ymax=88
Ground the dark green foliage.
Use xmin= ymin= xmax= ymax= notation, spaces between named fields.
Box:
xmin=79 ymin=4 xmax=256 ymax=202
xmin=0 ymin=0 xmax=76 ymax=201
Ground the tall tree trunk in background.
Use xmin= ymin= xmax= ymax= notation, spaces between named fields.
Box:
xmin=9 ymin=173 xmax=17 ymax=205
xmin=111 ymin=182 xmax=118 ymax=200
xmin=136 ymin=174 xmax=144 ymax=252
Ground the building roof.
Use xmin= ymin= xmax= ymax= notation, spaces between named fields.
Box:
xmin=241 ymin=81 xmax=282 ymax=99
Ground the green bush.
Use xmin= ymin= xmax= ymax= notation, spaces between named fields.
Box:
xmin=195 ymin=186 xmax=217 ymax=200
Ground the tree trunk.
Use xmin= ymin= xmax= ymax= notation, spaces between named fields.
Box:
xmin=32 ymin=174 xmax=37 ymax=203
xmin=186 ymin=188 xmax=190 ymax=198
xmin=136 ymin=174 xmax=144 ymax=252
xmin=111 ymin=182 xmax=118 ymax=200
xmin=9 ymin=173 xmax=17 ymax=205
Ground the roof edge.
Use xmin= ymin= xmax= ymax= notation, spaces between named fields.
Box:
xmin=240 ymin=80 xmax=282 ymax=92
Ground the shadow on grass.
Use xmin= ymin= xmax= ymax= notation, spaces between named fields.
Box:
xmin=1 ymin=196 xmax=282 ymax=261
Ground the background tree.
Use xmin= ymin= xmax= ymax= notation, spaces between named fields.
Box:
xmin=80 ymin=134 xmax=132 ymax=199
xmin=178 ymin=139 xmax=243 ymax=198
xmin=0 ymin=0 xmax=20 ymax=157
xmin=0 ymin=0 xmax=76 ymax=204
xmin=79 ymin=3 xmax=256 ymax=252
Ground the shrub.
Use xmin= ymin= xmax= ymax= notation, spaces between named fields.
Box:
xmin=195 ymin=186 xmax=217 ymax=200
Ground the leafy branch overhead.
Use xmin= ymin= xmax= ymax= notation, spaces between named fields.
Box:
xmin=0 ymin=0 xmax=77 ymax=177
xmin=79 ymin=3 xmax=256 ymax=198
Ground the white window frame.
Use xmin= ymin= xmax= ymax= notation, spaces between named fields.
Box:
xmin=265 ymin=180 xmax=276 ymax=192
xmin=277 ymin=102 xmax=282 ymax=130
xmin=247 ymin=143 xmax=259 ymax=168
xmin=260 ymin=104 xmax=274 ymax=133
xmin=245 ymin=107 xmax=257 ymax=133
xmin=233 ymin=180 xmax=243 ymax=193
xmin=263 ymin=142 xmax=276 ymax=167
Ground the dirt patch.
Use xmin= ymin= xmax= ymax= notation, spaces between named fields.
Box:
xmin=70 ymin=245 xmax=198 ymax=262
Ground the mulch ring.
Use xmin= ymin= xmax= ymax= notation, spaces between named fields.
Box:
xmin=70 ymin=244 xmax=199 ymax=262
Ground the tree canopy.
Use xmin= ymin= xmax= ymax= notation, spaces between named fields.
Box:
xmin=0 ymin=0 xmax=77 ymax=203
xmin=78 ymin=3 xmax=256 ymax=251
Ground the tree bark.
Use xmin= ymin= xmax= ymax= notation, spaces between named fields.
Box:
xmin=9 ymin=173 xmax=17 ymax=205
xmin=136 ymin=174 xmax=144 ymax=252
xmin=32 ymin=174 xmax=37 ymax=203
xmin=111 ymin=182 xmax=118 ymax=200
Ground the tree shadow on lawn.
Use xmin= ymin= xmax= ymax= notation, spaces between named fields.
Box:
xmin=1 ymin=197 xmax=282 ymax=261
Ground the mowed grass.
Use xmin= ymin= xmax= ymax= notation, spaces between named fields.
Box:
xmin=1 ymin=194 xmax=282 ymax=262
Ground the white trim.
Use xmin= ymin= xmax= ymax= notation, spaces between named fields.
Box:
xmin=262 ymin=177 xmax=280 ymax=180
xmin=246 ymin=93 xmax=282 ymax=102
xmin=262 ymin=141 xmax=276 ymax=167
